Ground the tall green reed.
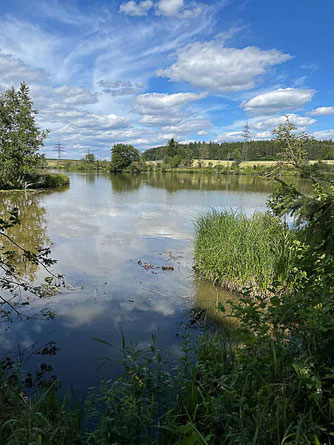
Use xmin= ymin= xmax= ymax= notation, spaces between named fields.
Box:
xmin=194 ymin=210 xmax=295 ymax=293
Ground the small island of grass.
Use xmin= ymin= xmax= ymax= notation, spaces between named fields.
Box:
xmin=0 ymin=83 xmax=69 ymax=191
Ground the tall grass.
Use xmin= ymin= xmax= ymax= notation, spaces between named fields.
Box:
xmin=194 ymin=210 xmax=294 ymax=293
xmin=0 ymin=372 xmax=80 ymax=444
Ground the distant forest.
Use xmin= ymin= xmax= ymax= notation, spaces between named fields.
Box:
xmin=143 ymin=139 xmax=334 ymax=161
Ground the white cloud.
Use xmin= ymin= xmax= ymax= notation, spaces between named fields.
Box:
xmin=158 ymin=42 xmax=291 ymax=92
xmin=255 ymin=131 xmax=271 ymax=138
xmin=138 ymin=115 xmax=182 ymax=126
xmin=53 ymin=85 xmax=97 ymax=105
xmin=242 ymin=88 xmax=315 ymax=114
xmin=215 ymin=131 xmax=244 ymax=142
xmin=309 ymin=106 xmax=334 ymax=116
xmin=214 ymin=113 xmax=316 ymax=143
xmin=312 ymin=130 xmax=334 ymax=140
xmin=134 ymin=91 xmax=206 ymax=115
xmin=119 ymin=0 xmax=153 ymax=16
xmin=0 ymin=51 xmax=49 ymax=89
xmin=197 ymin=130 xmax=208 ymax=136
xmin=98 ymin=79 xmax=144 ymax=96
xmin=68 ymin=113 xmax=130 ymax=129
xmin=161 ymin=118 xmax=212 ymax=134
xmin=119 ymin=0 xmax=201 ymax=18
xmin=251 ymin=113 xmax=316 ymax=130
xmin=157 ymin=0 xmax=184 ymax=16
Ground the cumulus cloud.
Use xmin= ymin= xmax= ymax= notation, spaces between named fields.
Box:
xmin=68 ymin=113 xmax=130 ymax=130
xmin=133 ymin=92 xmax=210 ymax=136
xmin=155 ymin=0 xmax=200 ymax=17
xmin=0 ymin=51 xmax=49 ymax=89
xmin=134 ymin=91 xmax=207 ymax=115
xmin=214 ymin=113 xmax=316 ymax=143
xmin=119 ymin=0 xmax=201 ymax=18
xmin=138 ymin=115 xmax=182 ymax=126
xmin=157 ymin=0 xmax=184 ymax=16
xmin=119 ymin=0 xmax=153 ymax=16
xmin=251 ymin=113 xmax=316 ymax=130
xmin=242 ymin=88 xmax=315 ymax=115
xmin=255 ymin=131 xmax=271 ymax=138
xmin=312 ymin=129 xmax=334 ymax=140
xmin=161 ymin=118 xmax=212 ymax=134
xmin=215 ymin=131 xmax=245 ymax=142
xmin=53 ymin=85 xmax=97 ymax=105
xmin=98 ymin=79 xmax=144 ymax=96
xmin=309 ymin=106 xmax=334 ymax=116
xmin=158 ymin=42 xmax=291 ymax=92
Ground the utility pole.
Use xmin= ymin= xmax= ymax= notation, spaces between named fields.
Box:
xmin=242 ymin=122 xmax=251 ymax=162
xmin=53 ymin=142 xmax=66 ymax=162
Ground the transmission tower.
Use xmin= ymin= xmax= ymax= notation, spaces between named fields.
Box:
xmin=53 ymin=142 xmax=66 ymax=161
xmin=242 ymin=122 xmax=251 ymax=161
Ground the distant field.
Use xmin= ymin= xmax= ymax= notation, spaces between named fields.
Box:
xmin=148 ymin=159 xmax=334 ymax=168
xmin=46 ymin=158 xmax=334 ymax=168
xmin=46 ymin=159 xmax=84 ymax=167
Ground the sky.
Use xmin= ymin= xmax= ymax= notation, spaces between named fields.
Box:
xmin=0 ymin=0 xmax=333 ymax=159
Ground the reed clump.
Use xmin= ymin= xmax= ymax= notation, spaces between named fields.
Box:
xmin=194 ymin=210 xmax=294 ymax=293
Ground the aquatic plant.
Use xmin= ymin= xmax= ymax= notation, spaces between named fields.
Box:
xmin=194 ymin=210 xmax=295 ymax=293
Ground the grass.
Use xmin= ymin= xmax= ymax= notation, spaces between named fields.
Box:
xmin=194 ymin=210 xmax=295 ymax=293
xmin=0 ymin=372 xmax=80 ymax=444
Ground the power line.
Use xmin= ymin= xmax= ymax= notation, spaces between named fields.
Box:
xmin=53 ymin=142 xmax=66 ymax=161
xmin=242 ymin=122 xmax=251 ymax=161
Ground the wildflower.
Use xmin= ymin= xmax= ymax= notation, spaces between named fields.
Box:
xmin=135 ymin=375 xmax=143 ymax=388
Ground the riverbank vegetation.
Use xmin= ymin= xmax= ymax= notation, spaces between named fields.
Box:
xmin=194 ymin=211 xmax=295 ymax=293
xmin=0 ymin=120 xmax=333 ymax=444
xmin=46 ymin=135 xmax=334 ymax=178
xmin=0 ymin=83 xmax=69 ymax=190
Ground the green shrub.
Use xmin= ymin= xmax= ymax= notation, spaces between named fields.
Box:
xmin=28 ymin=172 xmax=70 ymax=189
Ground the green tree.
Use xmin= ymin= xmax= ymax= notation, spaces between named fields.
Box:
xmin=0 ymin=83 xmax=48 ymax=189
xmin=110 ymin=144 xmax=140 ymax=172
xmin=83 ymin=153 xmax=96 ymax=163
xmin=166 ymin=138 xmax=178 ymax=157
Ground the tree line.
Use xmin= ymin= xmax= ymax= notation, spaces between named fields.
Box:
xmin=142 ymin=138 xmax=334 ymax=162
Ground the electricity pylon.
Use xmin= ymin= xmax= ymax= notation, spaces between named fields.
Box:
xmin=53 ymin=142 xmax=66 ymax=161
xmin=242 ymin=122 xmax=251 ymax=161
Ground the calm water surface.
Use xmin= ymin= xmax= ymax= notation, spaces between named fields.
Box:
xmin=0 ymin=172 xmax=309 ymax=391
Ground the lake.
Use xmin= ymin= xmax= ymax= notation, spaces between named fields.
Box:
xmin=0 ymin=172 xmax=309 ymax=392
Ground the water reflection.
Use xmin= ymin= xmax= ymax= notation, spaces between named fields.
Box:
xmin=110 ymin=173 xmax=141 ymax=192
xmin=193 ymin=276 xmax=238 ymax=326
xmin=0 ymin=172 xmax=312 ymax=392
xmin=139 ymin=172 xmax=274 ymax=193
xmin=0 ymin=191 xmax=48 ymax=281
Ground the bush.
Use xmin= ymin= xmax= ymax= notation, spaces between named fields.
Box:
xmin=29 ymin=172 xmax=70 ymax=189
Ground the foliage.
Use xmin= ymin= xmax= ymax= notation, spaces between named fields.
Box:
xmin=194 ymin=210 xmax=295 ymax=293
xmin=47 ymin=158 xmax=110 ymax=172
xmin=0 ymin=372 xmax=81 ymax=444
xmin=83 ymin=153 xmax=96 ymax=164
xmin=0 ymin=83 xmax=48 ymax=190
xmin=27 ymin=173 xmax=70 ymax=189
xmin=143 ymin=138 xmax=334 ymax=163
xmin=0 ymin=208 xmax=63 ymax=322
xmin=110 ymin=144 xmax=140 ymax=172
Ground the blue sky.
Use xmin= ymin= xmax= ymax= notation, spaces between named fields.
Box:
xmin=0 ymin=0 xmax=333 ymax=158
